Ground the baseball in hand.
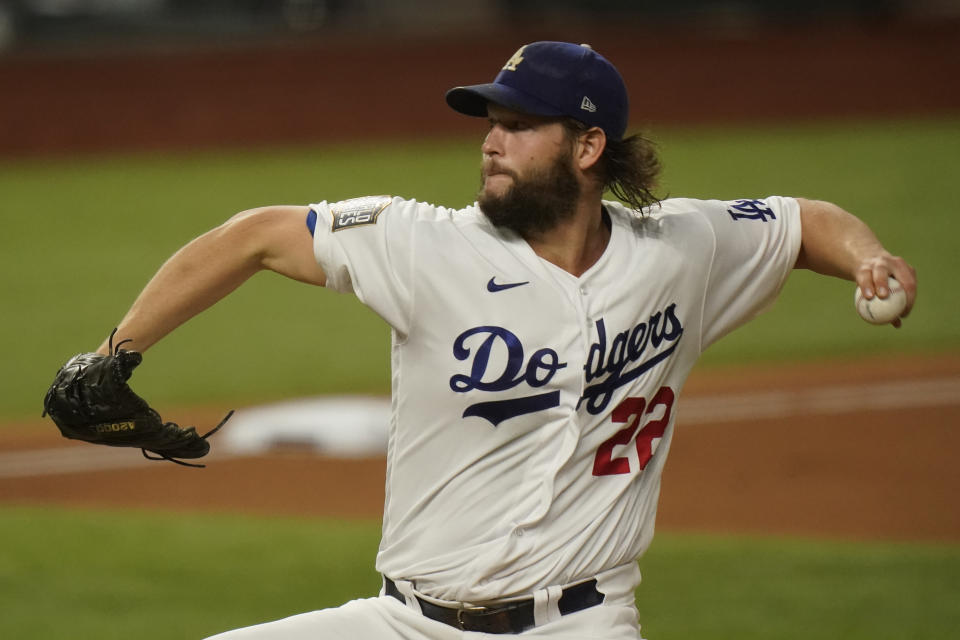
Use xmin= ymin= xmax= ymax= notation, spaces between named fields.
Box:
xmin=854 ymin=276 xmax=907 ymax=325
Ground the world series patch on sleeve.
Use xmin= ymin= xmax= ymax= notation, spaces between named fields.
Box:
xmin=331 ymin=196 xmax=393 ymax=232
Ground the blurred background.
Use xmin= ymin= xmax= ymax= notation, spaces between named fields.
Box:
xmin=0 ymin=0 xmax=958 ymax=52
xmin=0 ymin=0 xmax=954 ymax=53
xmin=2 ymin=0 xmax=960 ymax=156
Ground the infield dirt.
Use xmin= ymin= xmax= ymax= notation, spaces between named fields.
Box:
xmin=3 ymin=353 xmax=958 ymax=543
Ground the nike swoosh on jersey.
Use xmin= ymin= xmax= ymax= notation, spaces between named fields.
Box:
xmin=486 ymin=277 xmax=530 ymax=292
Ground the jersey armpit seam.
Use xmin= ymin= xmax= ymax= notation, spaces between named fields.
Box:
xmin=389 ymin=199 xmax=416 ymax=345
xmin=696 ymin=211 xmax=719 ymax=358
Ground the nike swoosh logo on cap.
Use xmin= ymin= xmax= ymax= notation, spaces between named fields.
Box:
xmin=487 ymin=277 xmax=530 ymax=292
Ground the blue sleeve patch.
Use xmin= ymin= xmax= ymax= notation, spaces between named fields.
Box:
xmin=726 ymin=199 xmax=776 ymax=222
xmin=306 ymin=209 xmax=317 ymax=236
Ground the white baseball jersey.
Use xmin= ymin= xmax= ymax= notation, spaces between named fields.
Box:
xmin=308 ymin=195 xmax=801 ymax=604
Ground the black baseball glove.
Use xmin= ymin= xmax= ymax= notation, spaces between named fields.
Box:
xmin=42 ymin=332 xmax=232 ymax=467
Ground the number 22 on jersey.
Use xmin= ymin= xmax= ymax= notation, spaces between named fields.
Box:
xmin=592 ymin=386 xmax=675 ymax=476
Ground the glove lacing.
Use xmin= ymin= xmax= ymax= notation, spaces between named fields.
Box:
xmin=108 ymin=328 xmax=234 ymax=468
xmin=104 ymin=329 xmax=234 ymax=468
xmin=141 ymin=410 xmax=235 ymax=468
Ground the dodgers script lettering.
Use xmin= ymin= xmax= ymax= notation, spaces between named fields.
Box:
xmin=450 ymin=304 xmax=683 ymax=426
xmin=450 ymin=326 xmax=566 ymax=426
xmin=580 ymin=303 xmax=683 ymax=414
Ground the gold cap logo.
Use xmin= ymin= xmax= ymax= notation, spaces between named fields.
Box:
xmin=502 ymin=46 xmax=526 ymax=72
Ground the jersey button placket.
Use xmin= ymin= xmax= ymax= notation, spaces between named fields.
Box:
xmin=574 ymin=281 xmax=593 ymax=403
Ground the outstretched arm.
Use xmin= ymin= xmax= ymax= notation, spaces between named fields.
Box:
xmin=794 ymin=197 xmax=917 ymax=327
xmin=97 ymin=206 xmax=324 ymax=354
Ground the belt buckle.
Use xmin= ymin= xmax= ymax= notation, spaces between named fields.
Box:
xmin=455 ymin=604 xmax=488 ymax=630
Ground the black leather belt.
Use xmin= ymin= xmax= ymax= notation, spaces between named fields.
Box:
xmin=384 ymin=576 xmax=604 ymax=634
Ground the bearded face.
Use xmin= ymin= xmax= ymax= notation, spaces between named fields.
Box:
xmin=478 ymin=146 xmax=581 ymax=239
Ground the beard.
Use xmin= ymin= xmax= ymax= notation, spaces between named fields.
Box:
xmin=478 ymin=150 xmax=581 ymax=239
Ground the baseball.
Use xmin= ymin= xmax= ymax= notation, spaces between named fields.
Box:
xmin=854 ymin=276 xmax=907 ymax=325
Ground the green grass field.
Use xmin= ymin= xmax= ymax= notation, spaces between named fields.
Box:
xmin=2 ymin=117 xmax=958 ymax=639
xmin=1 ymin=116 xmax=958 ymax=420
xmin=1 ymin=505 xmax=958 ymax=639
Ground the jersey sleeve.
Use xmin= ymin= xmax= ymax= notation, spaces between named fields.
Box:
xmin=308 ymin=196 xmax=416 ymax=335
xmin=699 ymin=196 xmax=802 ymax=349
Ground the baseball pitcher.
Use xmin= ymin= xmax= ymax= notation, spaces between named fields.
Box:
xmin=43 ymin=41 xmax=916 ymax=639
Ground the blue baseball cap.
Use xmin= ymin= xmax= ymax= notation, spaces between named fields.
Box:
xmin=446 ymin=41 xmax=629 ymax=141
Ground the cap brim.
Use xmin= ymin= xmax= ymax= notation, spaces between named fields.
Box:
xmin=446 ymin=83 xmax=566 ymax=119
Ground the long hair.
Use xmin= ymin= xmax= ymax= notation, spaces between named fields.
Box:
xmin=564 ymin=119 xmax=662 ymax=213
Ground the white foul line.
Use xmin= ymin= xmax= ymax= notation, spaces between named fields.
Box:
xmin=0 ymin=445 xmax=238 ymax=479
xmin=2 ymin=376 xmax=959 ymax=479
xmin=677 ymin=376 xmax=960 ymax=424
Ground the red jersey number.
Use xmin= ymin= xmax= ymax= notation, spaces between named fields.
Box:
xmin=592 ymin=386 xmax=675 ymax=476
